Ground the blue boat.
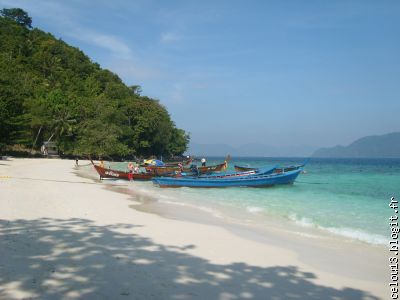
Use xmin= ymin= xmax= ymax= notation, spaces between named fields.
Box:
xmin=152 ymin=169 xmax=302 ymax=188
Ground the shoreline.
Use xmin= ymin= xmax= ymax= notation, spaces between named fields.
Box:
xmin=0 ymin=158 xmax=386 ymax=299
xmin=96 ymin=173 xmax=385 ymax=283
xmin=81 ymin=158 xmax=389 ymax=247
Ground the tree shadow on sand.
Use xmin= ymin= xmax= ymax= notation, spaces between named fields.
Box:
xmin=0 ymin=218 xmax=380 ymax=300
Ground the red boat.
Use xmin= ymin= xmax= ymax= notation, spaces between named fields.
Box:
xmin=91 ymin=160 xmax=153 ymax=181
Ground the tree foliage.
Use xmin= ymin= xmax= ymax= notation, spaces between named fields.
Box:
xmin=0 ymin=8 xmax=32 ymax=28
xmin=0 ymin=8 xmax=189 ymax=158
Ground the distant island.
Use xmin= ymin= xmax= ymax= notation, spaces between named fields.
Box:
xmin=313 ymin=132 xmax=400 ymax=158
xmin=188 ymin=132 xmax=400 ymax=158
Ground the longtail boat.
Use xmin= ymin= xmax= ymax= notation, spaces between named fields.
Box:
xmin=233 ymin=165 xmax=256 ymax=172
xmin=90 ymin=160 xmax=153 ymax=181
xmin=153 ymin=169 xmax=302 ymax=188
xmin=150 ymin=154 xmax=231 ymax=175
xmin=145 ymin=161 xmax=227 ymax=176
xmin=141 ymin=157 xmax=193 ymax=168
xmin=197 ymin=162 xmax=227 ymax=173
xmin=234 ymin=164 xmax=304 ymax=173
xmin=192 ymin=165 xmax=277 ymax=179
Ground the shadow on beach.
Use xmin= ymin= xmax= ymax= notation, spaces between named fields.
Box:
xmin=0 ymin=218 xmax=380 ymax=300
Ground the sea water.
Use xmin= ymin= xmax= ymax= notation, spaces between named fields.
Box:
xmin=109 ymin=157 xmax=399 ymax=246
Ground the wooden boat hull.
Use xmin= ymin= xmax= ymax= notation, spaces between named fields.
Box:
xmin=145 ymin=166 xmax=182 ymax=176
xmin=141 ymin=158 xmax=193 ymax=168
xmin=92 ymin=164 xmax=153 ymax=181
xmin=234 ymin=164 xmax=304 ymax=173
xmin=234 ymin=165 xmax=256 ymax=172
xmin=153 ymin=169 xmax=301 ymax=188
xmin=197 ymin=162 xmax=226 ymax=173
xmin=146 ymin=162 xmax=227 ymax=175
xmin=193 ymin=166 xmax=276 ymax=179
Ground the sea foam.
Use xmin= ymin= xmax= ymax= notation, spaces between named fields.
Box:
xmin=246 ymin=206 xmax=264 ymax=214
xmin=288 ymin=213 xmax=314 ymax=228
xmin=325 ymin=227 xmax=388 ymax=246
xmin=288 ymin=213 xmax=388 ymax=245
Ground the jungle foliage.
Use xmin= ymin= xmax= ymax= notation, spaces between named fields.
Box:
xmin=0 ymin=8 xmax=189 ymax=158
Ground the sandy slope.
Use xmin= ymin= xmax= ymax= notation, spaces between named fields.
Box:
xmin=0 ymin=158 xmax=386 ymax=299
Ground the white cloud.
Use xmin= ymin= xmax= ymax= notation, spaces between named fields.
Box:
xmin=65 ymin=28 xmax=132 ymax=59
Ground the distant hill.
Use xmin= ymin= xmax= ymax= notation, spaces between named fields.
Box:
xmin=187 ymin=142 xmax=316 ymax=157
xmin=313 ymin=132 xmax=400 ymax=158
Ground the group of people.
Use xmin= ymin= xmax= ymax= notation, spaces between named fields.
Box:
xmin=127 ymin=162 xmax=140 ymax=180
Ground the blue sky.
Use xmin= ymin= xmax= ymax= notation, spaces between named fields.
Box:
xmin=1 ymin=0 xmax=399 ymax=149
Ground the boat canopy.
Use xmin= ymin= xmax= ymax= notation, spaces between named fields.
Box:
xmin=144 ymin=159 xmax=165 ymax=166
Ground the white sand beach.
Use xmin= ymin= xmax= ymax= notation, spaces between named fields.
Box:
xmin=0 ymin=158 xmax=386 ymax=299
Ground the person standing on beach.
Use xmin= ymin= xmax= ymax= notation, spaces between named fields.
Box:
xmin=75 ymin=158 xmax=79 ymax=166
xmin=128 ymin=162 xmax=134 ymax=180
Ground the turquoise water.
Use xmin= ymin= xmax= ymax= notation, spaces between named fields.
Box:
xmin=110 ymin=157 xmax=399 ymax=246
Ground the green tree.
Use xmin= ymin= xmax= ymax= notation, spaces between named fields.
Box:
xmin=75 ymin=118 xmax=130 ymax=158
xmin=0 ymin=8 xmax=32 ymax=28
xmin=129 ymin=85 xmax=142 ymax=96
xmin=167 ymin=128 xmax=190 ymax=156
xmin=74 ymin=96 xmax=130 ymax=158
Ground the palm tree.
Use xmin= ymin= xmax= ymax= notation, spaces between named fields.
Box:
xmin=47 ymin=109 xmax=76 ymax=143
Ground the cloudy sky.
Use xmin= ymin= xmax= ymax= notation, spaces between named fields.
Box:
xmin=1 ymin=0 xmax=399 ymax=148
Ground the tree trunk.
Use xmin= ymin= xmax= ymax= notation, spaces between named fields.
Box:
xmin=47 ymin=132 xmax=55 ymax=143
xmin=31 ymin=125 xmax=43 ymax=153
